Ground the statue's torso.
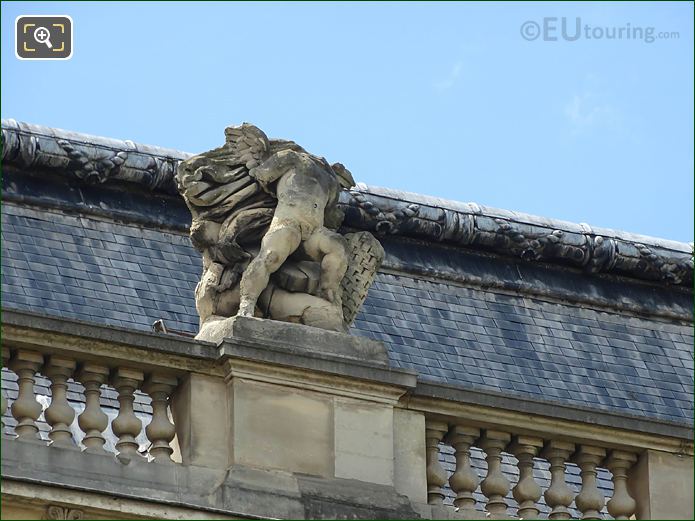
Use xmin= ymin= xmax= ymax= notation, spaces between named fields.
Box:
xmin=273 ymin=155 xmax=338 ymax=235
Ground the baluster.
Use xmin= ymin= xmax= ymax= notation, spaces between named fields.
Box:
xmin=541 ymin=440 xmax=575 ymax=520
xmin=509 ymin=435 xmax=543 ymax=519
xmin=574 ymin=445 xmax=607 ymax=520
xmin=604 ymin=450 xmax=637 ymax=520
xmin=479 ymin=430 xmax=511 ymax=519
xmin=425 ymin=420 xmax=448 ymax=505
xmin=76 ymin=363 xmax=109 ymax=452
xmin=1 ymin=347 xmax=9 ymax=433
xmin=445 ymin=425 xmax=480 ymax=515
xmin=9 ymin=350 xmax=44 ymax=440
xmin=44 ymin=356 xmax=77 ymax=447
xmin=142 ymin=374 xmax=177 ymax=463
xmin=111 ymin=368 xmax=144 ymax=462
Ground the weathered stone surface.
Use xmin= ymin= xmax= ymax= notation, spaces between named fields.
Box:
xmin=2 ymin=438 xmax=422 ymax=519
xmin=296 ymin=474 xmax=420 ymax=519
xmin=171 ymin=373 xmax=230 ymax=469
xmin=628 ymin=449 xmax=694 ymax=520
xmin=232 ymin=378 xmax=335 ymax=477
xmin=204 ymin=315 xmax=389 ymax=364
xmin=393 ymin=409 xmax=428 ymax=504
xmin=334 ymin=399 xmax=394 ymax=485
xmin=1 ymin=119 xmax=186 ymax=194
xmin=174 ymin=123 xmax=384 ymax=334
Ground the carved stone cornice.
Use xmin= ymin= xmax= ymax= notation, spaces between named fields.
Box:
xmin=2 ymin=119 xmax=187 ymax=194
xmin=340 ymin=187 xmax=694 ymax=287
xmin=3 ymin=119 xmax=692 ymax=287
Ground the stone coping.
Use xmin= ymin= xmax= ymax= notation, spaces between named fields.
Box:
xmin=2 ymin=308 xmax=692 ymax=442
xmin=413 ymin=380 xmax=694 ymax=442
xmin=1 ymin=308 xmax=416 ymax=389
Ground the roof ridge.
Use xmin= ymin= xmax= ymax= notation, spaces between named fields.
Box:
xmin=354 ymin=184 xmax=691 ymax=253
xmin=2 ymin=119 xmax=693 ymax=287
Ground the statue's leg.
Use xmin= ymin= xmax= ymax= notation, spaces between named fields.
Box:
xmin=303 ymin=228 xmax=349 ymax=304
xmin=195 ymin=261 xmax=225 ymax=325
xmin=238 ymin=223 xmax=301 ymax=317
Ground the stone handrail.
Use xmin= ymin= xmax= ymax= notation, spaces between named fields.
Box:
xmin=1 ymin=309 xmax=692 ymax=520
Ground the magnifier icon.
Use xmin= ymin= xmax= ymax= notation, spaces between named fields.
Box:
xmin=33 ymin=26 xmax=53 ymax=49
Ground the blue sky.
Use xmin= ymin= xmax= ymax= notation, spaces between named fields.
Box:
xmin=2 ymin=1 xmax=693 ymax=242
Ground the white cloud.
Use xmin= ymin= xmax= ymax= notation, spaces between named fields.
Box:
xmin=564 ymin=81 xmax=620 ymax=134
xmin=434 ymin=61 xmax=463 ymax=92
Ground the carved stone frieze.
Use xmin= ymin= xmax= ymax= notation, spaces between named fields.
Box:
xmin=586 ymin=236 xmax=618 ymax=273
xmin=340 ymin=189 xmax=691 ymax=286
xmin=473 ymin=217 xmax=590 ymax=264
xmin=626 ymin=242 xmax=693 ymax=285
xmin=346 ymin=189 xmax=423 ymax=235
xmin=57 ymin=139 xmax=128 ymax=184
xmin=2 ymin=119 xmax=185 ymax=194
xmin=45 ymin=505 xmax=83 ymax=520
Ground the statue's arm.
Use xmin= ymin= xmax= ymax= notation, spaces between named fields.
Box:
xmin=249 ymin=149 xmax=303 ymax=185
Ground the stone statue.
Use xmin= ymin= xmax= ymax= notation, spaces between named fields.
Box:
xmin=176 ymin=124 xmax=384 ymax=339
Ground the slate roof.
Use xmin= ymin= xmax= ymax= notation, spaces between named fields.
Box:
xmin=2 ymin=121 xmax=693 ymax=422
xmin=2 ymin=201 xmax=693 ymax=424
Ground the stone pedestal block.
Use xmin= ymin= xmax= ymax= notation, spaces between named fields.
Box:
xmin=200 ymin=315 xmax=389 ymax=364
xmin=216 ymin=317 xmax=416 ymax=488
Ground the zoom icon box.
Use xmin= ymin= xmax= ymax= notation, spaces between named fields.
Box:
xmin=16 ymin=15 xmax=73 ymax=60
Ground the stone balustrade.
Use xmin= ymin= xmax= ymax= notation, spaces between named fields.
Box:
xmin=1 ymin=311 xmax=692 ymax=520
xmin=2 ymin=347 xmax=179 ymax=464
xmin=425 ymin=418 xmax=641 ymax=520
